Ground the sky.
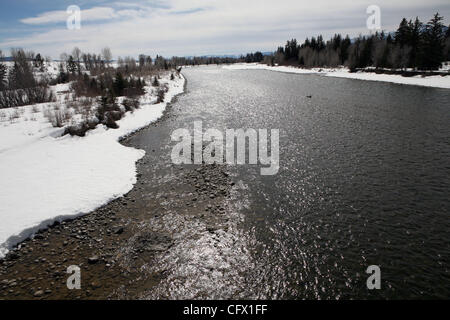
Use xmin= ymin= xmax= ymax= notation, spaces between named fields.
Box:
xmin=0 ymin=0 xmax=449 ymax=59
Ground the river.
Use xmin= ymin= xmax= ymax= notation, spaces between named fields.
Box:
xmin=122 ymin=66 xmax=450 ymax=299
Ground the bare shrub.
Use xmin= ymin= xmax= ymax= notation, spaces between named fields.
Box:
xmin=48 ymin=111 xmax=64 ymax=127
xmin=9 ymin=108 xmax=21 ymax=123
xmin=44 ymin=108 xmax=72 ymax=128
xmin=66 ymin=100 xmax=78 ymax=112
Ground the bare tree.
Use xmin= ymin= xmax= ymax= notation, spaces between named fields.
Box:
xmin=117 ymin=56 xmax=124 ymax=68
xmin=72 ymin=47 xmax=82 ymax=62
xmin=101 ymin=47 xmax=112 ymax=65
xmin=72 ymin=47 xmax=82 ymax=73
xmin=60 ymin=52 xmax=69 ymax=62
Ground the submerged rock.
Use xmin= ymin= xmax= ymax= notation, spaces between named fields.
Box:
xmin=88 ymin=256 xmax=99 ymax=264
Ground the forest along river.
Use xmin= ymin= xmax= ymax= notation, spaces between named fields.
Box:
xmin=1 ymin=65 xmax=449 ymax=299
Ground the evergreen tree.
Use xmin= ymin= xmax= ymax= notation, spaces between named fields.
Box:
xmin=66 ymin=55 xmax=77 ymax=74
xmin=395 ymin=18 xmax=412 ymax=47
xmin=339 ymin=35 xmax=351 ymax=64
xmin=359 ymin=36 xmax=374 ymax=67
xmin=138 ymin=54 xmax=146 ymax=68
xmin=254 ymin=52 xmax=264 ymax=62
xmin=299 ymin=55 xmax=305 ymax=66
xmin=59 ymin=63 xmax=69 ymax=83
xmin=386 ymin=34 xmax=394 ymax=44
xmin=8 ymin=49 xmax=36 ymax=90
xmin=418 ymin=13 xmax=446 ymax=70
xmin=409 ymin=17 xmax=423 ymax=67
xmin=380 ymin=43 xmax=390 ymax=68
xmin=152 ymin=76 xmax=160 ymax=87
xmin=270 ymin=12 xmax=447 ymax=70
xmin=113 ymin=72 xmax=126 ymax=96
xmin=0 ymin=64 xmax=6 ymax=91
xmin=0 ymin=50 xmax=6 ymax=91
xmin=285 ymin=39 xmax=299 ymax=60
xmin=317 ymin=35 xmax=325 ymax=50
xmin=374 ymin=40 xmax=390 ymax=68
xmin=34 ymin=53 xmax=44 ymax=70
xmin=331 ymin=34 xmax=342 ymax=51
xmin=445 ymin=25 xmax=450 ymax=60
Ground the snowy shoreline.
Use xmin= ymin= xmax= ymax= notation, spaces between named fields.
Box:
xmin=0 ymin=73 xmax=186 ymax=258
xmin=223 ymin=63 xmax=450 ymax=89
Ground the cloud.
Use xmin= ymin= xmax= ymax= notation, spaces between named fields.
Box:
xmin=4 ymin=0 xmax=450 ymax=58
xmin=20 ymin=7 xmax=121 ymax=25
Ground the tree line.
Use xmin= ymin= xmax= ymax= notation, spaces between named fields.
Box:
xmin=0 ymin=49 xmax=54 ymax=108
xmin=269 ymin=13 xmax=450 ymax=71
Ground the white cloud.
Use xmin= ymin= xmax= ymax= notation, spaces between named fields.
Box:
xmin=5 ymin=0 xmax=450 ymax=58
xmin=20 ymin=7 xmax=120 ymax=25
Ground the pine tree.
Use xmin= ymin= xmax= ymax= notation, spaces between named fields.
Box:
xmin=380 ymin=43 xmax=390 ymax=68
xmin=418 ymin=13 xmax=445 ymax=70
xmin=113 ymin=72 xmax=126 ymax=96
xmin=445 ymin=25 xmax=450 ymax=60
xmin=285 ymin=39 xmax=299 ymax=60
xmin=34 ymin=53 xmax=44 ymax=69
xmin=359 ymin=36 xmax=374 ymax=67
xmin=395 ymin=18 xmax=412 ymax=47
xmin=8 ymin=49 xmax=36 ymax=90
xmin=339 ymin=35 xmax=351 ymax=64
xmin=67 ymin=56 xmax=77 ymax=74
xmin=139 ymin=54 xmax=146 ymax=68
xmin=57 ymin=62 xmax=69 ymax=83
xmin=0 ymin=63 xmax=6 ymax=91
xmin=386 ymin=34 xmax=394 ymax=44
xmin=409 ymin=17 xmax=422 ymax=67
xmin=0 ymin=50 xmax=6 ymax=91
xmin=152 ymin=76 xmax=160 ymax=87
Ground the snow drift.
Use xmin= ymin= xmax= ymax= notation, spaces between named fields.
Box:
xmin=0 ymin=74 xmax=185 ymax=258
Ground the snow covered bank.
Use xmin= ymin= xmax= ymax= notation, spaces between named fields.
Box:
xmin=223 ymin=63 xmax=450 ymax=89
xmin=325 ymin=70 xmax=450 ymax=89
xmin=223 ymin=63 xmax=320 ymax=75
xmin=0 ymin=74 xmax=185 ymax=258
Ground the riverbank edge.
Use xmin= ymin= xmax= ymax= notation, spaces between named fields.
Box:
xmin=0 ymin=73 xmax=187 ymax=260
xmin=222 ymin=63 xmax=450 ymax=89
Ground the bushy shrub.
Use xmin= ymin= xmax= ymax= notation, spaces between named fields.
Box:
xmin=96 ymin=94 xmax=125 ymax=128
xmin=156 ymin=88 xmax=165 ymax=103
xmin=66 ymin=117 xmax=99 ymax=137
xmin=122 ymin=97 xmax=140 ymax=112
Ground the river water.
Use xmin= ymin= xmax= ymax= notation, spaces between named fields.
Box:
xmin=127 ymin=66 xmax=450 ymax=299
